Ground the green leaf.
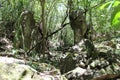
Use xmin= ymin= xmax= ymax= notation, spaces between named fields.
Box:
xmin=99 ymin=0 xmax=120 ymax=10
xmin=111 ymin=4 xmax=120 ymax=29
xmin=100 ymin=0 xmax=120 ymax=29
xmin=99 ymin=1 xmax=111 ymax=10
xmin=112 ymin=1 xmax=120 ymax=7
xmin=111 ymin=11 xmax=120 ymax=28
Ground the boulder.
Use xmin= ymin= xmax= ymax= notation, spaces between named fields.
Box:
xmin=0 ymin=57 xmax=67 ymax=80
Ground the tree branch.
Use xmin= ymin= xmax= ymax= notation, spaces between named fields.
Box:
xmin=26 ymin=14 xmax=69 ymax=55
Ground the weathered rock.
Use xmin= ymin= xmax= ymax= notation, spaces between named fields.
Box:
xmin=0 ymin=37 xmax=13 ymax=51
xmin=0 ymin=57 xmax=67 ymax=80
xmin=64 ymin=67 xmax=93 ymax=80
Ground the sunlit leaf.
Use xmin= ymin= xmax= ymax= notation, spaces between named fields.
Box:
xmin=99 ymin=1 xmax=111 ymax=10
xmin=111 ymin=11 xmax=120 ymax=28
xmin=100 ymin=0 xmax=120 ymax=29
xmin=99 ymin=0 xmax=120 ymax=10
xmin=112 ymin=1 xmax=120 ymax=7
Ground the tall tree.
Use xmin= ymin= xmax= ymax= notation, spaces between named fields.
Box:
xmin=68 ymin=0 xmax=87 ymax=44
xmin=40 ymin=0 xmax=47 ymax=58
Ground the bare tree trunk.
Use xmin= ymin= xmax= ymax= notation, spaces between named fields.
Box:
xmin=40 ymin=0 xmax=46 ymax=58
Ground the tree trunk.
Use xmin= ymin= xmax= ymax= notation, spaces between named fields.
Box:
xmin=68 ymin=0 xmax=87 ymax=44
xmin=40 ymin=0 xmax=47 ymax=58
xmin=69 ymin=10 xmax=87 ymax=44
xmin=19 ymin=11 xmax=35 ymax=52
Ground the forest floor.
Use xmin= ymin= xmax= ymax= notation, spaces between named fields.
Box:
xmin=0 ymin=36 xmax=120 ymax=80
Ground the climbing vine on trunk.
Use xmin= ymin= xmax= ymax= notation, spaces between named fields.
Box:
xmin=68 ymin=0 xmax=87 ymax=44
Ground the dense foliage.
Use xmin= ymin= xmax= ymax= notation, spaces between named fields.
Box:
xmin=0 ymin=0 xmax=120 ymax=80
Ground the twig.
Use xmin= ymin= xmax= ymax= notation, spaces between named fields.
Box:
xmin=47 ymin=23 xmax=69 ymax=38
xmin=26 ymin=14 xmax=69 ymax=55
xmin=84 ymin=0 xmax=107 ymax=13
xmin=90 ymin=0 xmax=107 ymax=9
